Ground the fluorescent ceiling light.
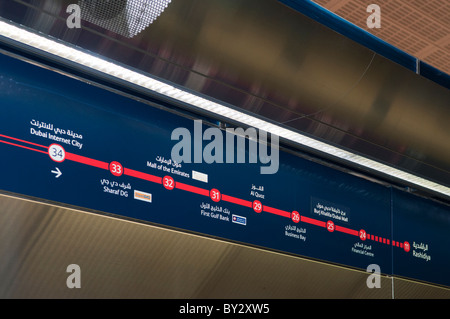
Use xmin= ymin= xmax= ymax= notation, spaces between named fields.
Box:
xmin=0 ymin=20 xmax=449 ymax=199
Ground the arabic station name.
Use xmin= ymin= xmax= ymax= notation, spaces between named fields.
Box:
xmin=147 ymin=156 xmax=189 ymax=178
xmin=412 ymin=241 xmax=431 ymax=262
xmin=30 ymin=119 xmax=83 ymax=149
xmin=200 ymin=202 xmax=230 ymax=221
xmin=101 ymin=179 xmax=131 ymax=197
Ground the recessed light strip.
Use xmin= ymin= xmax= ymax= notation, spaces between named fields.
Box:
xmin=0 ymin=20 xmax=448 ymax=199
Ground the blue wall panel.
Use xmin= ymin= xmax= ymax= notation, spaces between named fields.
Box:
xmin=0 ymin=52 xmax=448 ymax=287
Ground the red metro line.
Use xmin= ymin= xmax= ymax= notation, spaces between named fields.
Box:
xmin=0 ymin=132 xmax=411 ymax=253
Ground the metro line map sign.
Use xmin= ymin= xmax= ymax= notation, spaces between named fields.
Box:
xmin=0 ymin=52 xmax=449 ymax=288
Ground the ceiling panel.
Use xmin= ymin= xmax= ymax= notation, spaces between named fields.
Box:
xmin=313 ymin=0 xmax=450 ymax=75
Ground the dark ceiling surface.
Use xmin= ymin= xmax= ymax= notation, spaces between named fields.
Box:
xmin=0 ymin=0 xmax=449 ymax=196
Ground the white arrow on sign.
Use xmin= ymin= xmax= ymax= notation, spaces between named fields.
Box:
xmin=51 ymin=167 xmax=62 ymax=178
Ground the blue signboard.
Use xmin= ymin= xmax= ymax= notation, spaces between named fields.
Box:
xmin=393 ymin=189 xmax=450 ymax=287
xmin=0 ymin=51 xmax=449 ymax=287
